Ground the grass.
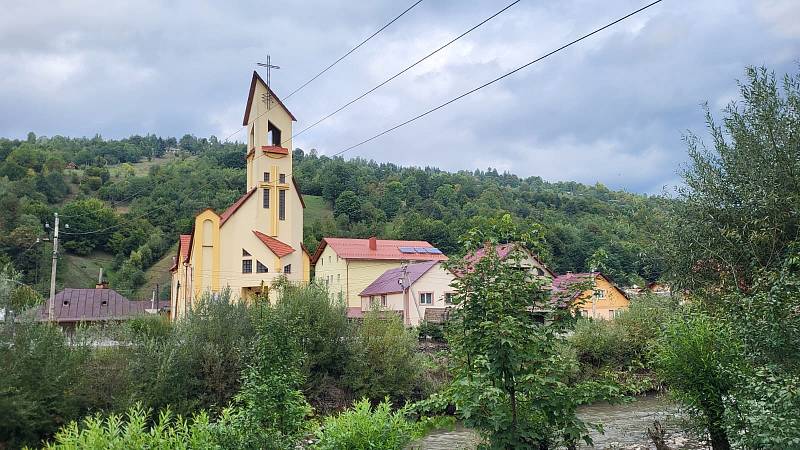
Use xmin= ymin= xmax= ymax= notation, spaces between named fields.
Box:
xmin=61 ymin=251 xmax=116 ymax=291
xmin=304 ymin=195 xmax=332 ymax=224
xmin=133 ymin=244 xmax=177 ymax=300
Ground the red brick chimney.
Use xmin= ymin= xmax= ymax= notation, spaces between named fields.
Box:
xmin=368 ymin=236 xmax=377 ymax=251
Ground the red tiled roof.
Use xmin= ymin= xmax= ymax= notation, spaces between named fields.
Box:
xmin=220 ymin=187 xmax=257 ymax=226
xmin=360 ymin=261 xmax=438 ymax=297
xmin=31 ymin=288 xmax=167 ymax=323
xmin=550 ymin=272 xmax=628 ymax=301
xmin=253 ymin=230 xmax=294 ymax=258
xmin=311 ymin=238 xmax=448 ymax=264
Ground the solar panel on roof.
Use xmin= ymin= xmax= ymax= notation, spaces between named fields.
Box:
xmin=398 ymin=247 xmax=416 ymax=253
xmin=414 ymin=247 xmax=429 ymax=253
xmin=428 ymin=248 xmax=443 ymax=254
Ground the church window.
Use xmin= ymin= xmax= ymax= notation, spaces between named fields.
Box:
xmin=256 ymin=261 xmax=268 ymax=273
xmin=279 ymin=190 xmax=286 ymax=220
xmin=242 ymin=249 xmax=251 ymax=256
xmin=279 ymin=173 xmax=286 ymax=183
xmin=267 ymin=121 xmax=282 ymax=147
xmin=249 ymin=126 xmax=255 ymax=149
xmin=263 ymin=188 xmax=270 ymax=208
xmin=264 ymin=172 xmax=270 ymax=182
xmin=242 ymin=260 xmax=252 ymax=273
xmin=283 ymin=264 xmax=292 ymax=274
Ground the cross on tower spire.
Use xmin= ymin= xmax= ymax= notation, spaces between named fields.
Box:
xmin=256 ymin=54 xmax=280 ymax=108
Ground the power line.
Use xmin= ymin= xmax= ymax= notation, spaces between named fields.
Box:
xmin=291 ymin=0 xmax=520 ymax=140
xmin=283 ymin=0 xmax=425 ymax=102
xmin=330 ymin=0 xmax=665 ymax=157
xmin=221 ymin=0 xmax=425 ymax=144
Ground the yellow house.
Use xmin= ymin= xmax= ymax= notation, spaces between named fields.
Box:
xmin=358 ymin=261 xmax=456 ymax=327
xmin=552 ymin=272 xmax=630 ymax=320
xmin=311 ymin=237 xmax=447 ymax=316
xmin=169 ymin=72 xmax=310 ymax=320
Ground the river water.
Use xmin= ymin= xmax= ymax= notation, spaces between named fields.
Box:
xmin=412 ymin=395 xmax=708 ymax=449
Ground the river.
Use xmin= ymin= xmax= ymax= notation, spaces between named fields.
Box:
xmin=412 ymin=395 xmax=708 ymax=449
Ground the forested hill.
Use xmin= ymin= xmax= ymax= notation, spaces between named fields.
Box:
xmin=0 ymin=133 xmax=669 ymax=298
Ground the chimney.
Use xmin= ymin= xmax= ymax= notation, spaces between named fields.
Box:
xmin=95 ymin=268 xmax=108 ymax=289
xmin=368 ymin=236 xmax=377 ymax=251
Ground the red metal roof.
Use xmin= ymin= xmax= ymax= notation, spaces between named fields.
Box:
xmin=170 ymin=234 xmax=193 ymax=271
xmin=253 ymin=230 xmax=295 ymax=257
xmin=261 ymin=145 xmax=289 ymax=155
xmin=360 ymin=261 xmax=438 ymax=297
xmin=219 ymin=187 xmax=257 ymax=226
xmin=32 ymin=288 xmax=166 ymax=323
xmin=462 ymin=243 xmax=555 ymax=277
xmin=312 ymin=238 xmax=448 ymax=263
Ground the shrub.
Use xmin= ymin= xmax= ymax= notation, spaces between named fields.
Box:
xmin=212 ymin=301 xmax=312 ymax=450
xmin=0 ymin=321 xmax=88 ymax=449
xmin=417 ymin=321 xmax=444 ymax=341
xmin=42 ymin=404 xmax=216 ymax=450
xmin=654 ymin=310 xmax=744 ymax=450
xmin=125 ymin=292 xmax=256 ymax=417
xmin=314 ymin=399 xmax=424 ymax=450
xmin=271 ymin=284 xmax=351 ymax=383
xmin=345 ymin=310 xmax=422 ymax=403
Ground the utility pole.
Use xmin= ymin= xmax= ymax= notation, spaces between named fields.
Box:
xmin=47 ymin=213 xmax=61 ymax=321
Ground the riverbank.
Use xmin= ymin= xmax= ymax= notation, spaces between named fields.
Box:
xmin=412 ymin=395 xmax=709 ymax=449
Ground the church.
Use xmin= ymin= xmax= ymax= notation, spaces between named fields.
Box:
xmin=169 ymin=71 xmax=310 ymax=320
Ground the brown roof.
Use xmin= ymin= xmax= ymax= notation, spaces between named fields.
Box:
xmin=32 ymin=288 xmax=165 ymax=323
xmin=252 ymin=230 xmax=295 ymax=258
xmin=311 ymin=238 xmax=447 ymax=264
xmin=242 ymin=71 xmax=297 ymax=125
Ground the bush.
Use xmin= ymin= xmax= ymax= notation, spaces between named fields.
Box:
xmin=42 ymin=404 xmax=216 ymax=450
xmin=417 ymin=321 xmax=444 ymax=341
xmin=125 ymin=292 xmax=256 ymax=417
xmin=0 ymin=321 xmax=88 ymax=449
xmin=314 ymin=399 xmax=424 ymax=450
xmin=345 ymin=311 xmax=422 ymax=403
xmin=654 ymin=310 xmax=743 ymax=450
xmin=212 ymin=300 xmax=312 ymax=450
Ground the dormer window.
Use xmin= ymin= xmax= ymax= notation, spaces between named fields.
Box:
xmin=267 ymin=121 xmax=282 ymax=147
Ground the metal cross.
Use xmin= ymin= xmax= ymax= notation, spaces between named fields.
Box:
xmin=256 ymin=54 xmax=280 ymax=108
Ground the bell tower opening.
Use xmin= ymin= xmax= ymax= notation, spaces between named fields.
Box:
xmin=267 ymin=121 xmax=282 ymax=147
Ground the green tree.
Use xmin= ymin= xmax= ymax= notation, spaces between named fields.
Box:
xmin=334 ymin=190 xmax=362 ymax=222
xmin=654 ymin=311 xmax=743 ymax=450
xmin=60 ymin=199 xmax=119 ymax=255
xmin=444 ymin=215 xmax=612 ymax=449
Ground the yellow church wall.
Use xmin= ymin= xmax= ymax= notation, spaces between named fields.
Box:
xmin=573 ymin=274 xmax=630 ymax=320
xmin=192 ymin=210 xmax=220 ymax=300
xmin=216 ymin=191 xmax=305 ymax=301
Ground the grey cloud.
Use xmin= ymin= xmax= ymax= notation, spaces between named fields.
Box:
xmin=1 ymin=0 xmax=798 ymax=194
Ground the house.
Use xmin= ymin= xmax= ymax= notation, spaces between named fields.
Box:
xmin=552 ymin=272 xmax=630 ymax=320
xmin=358 ymin=261 xmax=456 ymax=326
xmin=646 ymin=281 xmax=672 ymax=297
xmin=65 ymin=161 xmax=78 ymax=170
xmin=311 ymin=237 xmax=447 ymax=310
xmin=462 ymin=242 xmax=555 ymax=279
xmin=30 ymin=285 xmax=167 ymax=333
xmin=169 ymin=71 xmax=310 ymax=320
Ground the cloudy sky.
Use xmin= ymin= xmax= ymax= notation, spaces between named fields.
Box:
xmin=1 ymin=0 xmax=798 ymax=193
